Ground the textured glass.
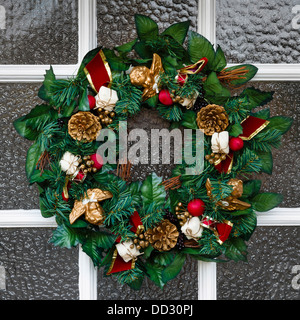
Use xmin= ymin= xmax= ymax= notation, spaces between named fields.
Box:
xmin=97 ymin=256 xmax=198 ymax=300
xmin=0 ymin=0 xmax=78 ymax=64
xmin=216 ymin=0 xmax=300 ymax=64
xmin=97 ymin=0 xmax=198 ymax=49
xmin=217 ymin=227 xmax=300 ymax=300
xmin=0 ymin=228 xmax=79 ymax=300
xmin=0 ymin=83 xmax=43 ymax=210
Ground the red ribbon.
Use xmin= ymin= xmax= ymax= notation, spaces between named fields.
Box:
xmin=178 ymin=57 xmax=208 ymax=75
xmin=239 ymin=116 xmax=269 ymax=141
xmin=107 ymin=210 xmax=143 ymax=275
xmin=84 ymin=50 xmax=112 ymax=93
xmin=215 ymin=220 xmax=233 ymax=245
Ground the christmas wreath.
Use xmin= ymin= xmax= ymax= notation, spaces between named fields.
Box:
xmin=14 ymin=15 xmax=293 ymax=290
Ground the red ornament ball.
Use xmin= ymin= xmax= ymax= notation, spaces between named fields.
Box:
xmin=90 ymin=153 xmax=103 ymax=170
xmin=229 ymin=137 xmax=244 ymax=151
xmin=187 ymin=199 xmax=205 ymax=217
xmin=88 ymin=95 xmax=96 ymax=109
xmin=158 ymin=89 xmax=173 ymax=106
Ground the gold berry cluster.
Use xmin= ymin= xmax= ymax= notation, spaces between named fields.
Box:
xmin=133 ymin=230 xmax=150 ymax=250
xmin=175 ymin=202 xmax=192 ymax=226
xmin=95 ymin=108 xmax=115 ymax=126
xmin=205 ymin=152 xmax=227 ymax=165
xmin=78 ymin=155 xmax=98 ymax=174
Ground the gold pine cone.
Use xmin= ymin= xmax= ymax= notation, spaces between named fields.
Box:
xmin=68 ymin=111 xmax=101 ymax=142
xmin=196 ymin=104 xmax=229 ymax=135
xmin=144 ymin=219 xmax=179 ymax=252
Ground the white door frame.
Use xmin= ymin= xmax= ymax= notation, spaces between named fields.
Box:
xmin=0 ymin=0 xmax=299 ymax=300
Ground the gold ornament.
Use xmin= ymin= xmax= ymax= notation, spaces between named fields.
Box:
xmin=196 ymin=104 xmax=229 ymax=136
xmin=144 ymin=219 xmax=179 ymax=251
xmin=174 ymin=202 xmax=192 ymax=226
xmin=129 ymin=53 xmax=164 ymax=101
xmin=205 ymin=178 xmax=251 ymax=211
xmin=69 ymin=188 xmax=113 ymax=225
xmin=95 ymin=108 xmax=115 ymax=127
xmin=68 ymin=111 xmax=101 ymax=142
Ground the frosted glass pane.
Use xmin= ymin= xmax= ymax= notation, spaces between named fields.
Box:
xmin=0 ymin=0 xmax=78 ymax=64
xmin=1 ymin=83 xmax=43 ymax=210
xmin=0 ymin=228 xmax=79 ymax=300
xmin=97 ymin=0 xmax=198 ymax=48
xmin=217 ymin=226 xmax=300 ymax=300
xmin=216 ymin=0 xmax=300 ymax=64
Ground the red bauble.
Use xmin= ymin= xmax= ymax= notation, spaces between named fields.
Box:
xmin=229 ymin=137 xmax=244 ymax=151
xmin=90 ymin=153 xmax=104 ymax=170
xmin=187 ymin=199 xmax=205 ymax=217
xmin=158 ymin=89 xmax=173 ymax=106
xmin=88 ymin=95 xmax=96 ymax=109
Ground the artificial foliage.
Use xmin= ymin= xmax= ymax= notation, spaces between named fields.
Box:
xmin=14 ymin=15 xmax=293 ymax=290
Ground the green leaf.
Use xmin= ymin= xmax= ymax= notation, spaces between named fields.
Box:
xmin=181 ymin=110 xmax=197 ymax=129
xmin=50 ymin=224 xmax=80 ymax=249
xmin=81 ymin=231 xmax=115 ymax=266
xmin=140 ymin=173 xmax=166 ymax=207
xmin=25 ymin=141 xmax=44 ymax=179
xmin=133 ymin=41 xmax=153 ymax=59
xmin=161 ymin=21 xmax=190 ymax=44
xmin=211 ymin=45 xmax=227 ymax=72
xmin=38 ymin=66 xmax=56 ymax=101
xmin=223 ymin=64 xmax=258 ymax=86
xmin=228 ymin=123 xmax=243 ymax=137
xmin=135 ymin=14 xmax=159 ymax=41
xmin=13 ymin=104 xmax=56 ymax=140
xmin=251 ymin=108 xmax=270 ymax=120
xmin=251 ymin=192 xmax=283 ymax=212
xmin=224 ymin=238 xmax=248 ymax=262
xmin=241 ymin=180 xmax=262 ymax=199
xmin=144 ymin=262 xmax=165 ymax=289
xmin=161 ymin=253 xmax=186 ymax=283
xmin=153 ymin=251 xmax=174 ymax=266
xmin=241 ymin=87 xmax=274 ymax=110
xmin=203 ymin=72 xmax=231 ymax=104
xmin=78 ymin=88 xmax=90 ymax=111
xmin=115 ymin=38 xmax=137 ymax=53
xmin=267 ymin=116 xmax=293 ymax=134
xmin=255 ymin=150 xmax=273 ymax=174
xmin=188 ymin=31 xmax=215 ymax=70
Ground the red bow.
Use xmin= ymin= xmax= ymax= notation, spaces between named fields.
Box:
xmin=84 ymin=49 xmax=112 ymax=93
xmin=107 ymin=210 xmax=143 ymax=275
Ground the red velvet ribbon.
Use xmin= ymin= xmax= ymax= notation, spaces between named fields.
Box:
xmin=107 ymin=210 xmax=143 ymax=275
xmin=84 ymin=50 xmax=112 ymax=93
xmin=215 ymin=220 xmax=233 ymax=245
xmin=214 ymin=151 xmax=234 ymax=174
xmin=178 ymin=57 xmax=208 ymax=75
xmin=239 ymin=116 xmax=269 ymax=141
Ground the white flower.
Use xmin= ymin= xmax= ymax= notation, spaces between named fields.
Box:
xmin=181 ymin=217 xmax=204 ymax=240
xmin=60 ymin=151 xmax=80 ymax=176
xmin=211 ymin=131 xmax=229 ymax=154
xmin=116 ymin=240 xmax=142 ymax=263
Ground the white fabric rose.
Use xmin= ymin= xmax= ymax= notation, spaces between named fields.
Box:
xmin=60 ymin=151 xmax=80 ymax=176
xmin=181 ymin=217 xmax=204 ymax=240
xmin=211 ymin=131 xmax=229 ymax=154
xmin=116 ymin=240 xmax=142 ymax=263
xmin=95 ymin=86 xmax=119 ymax=112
